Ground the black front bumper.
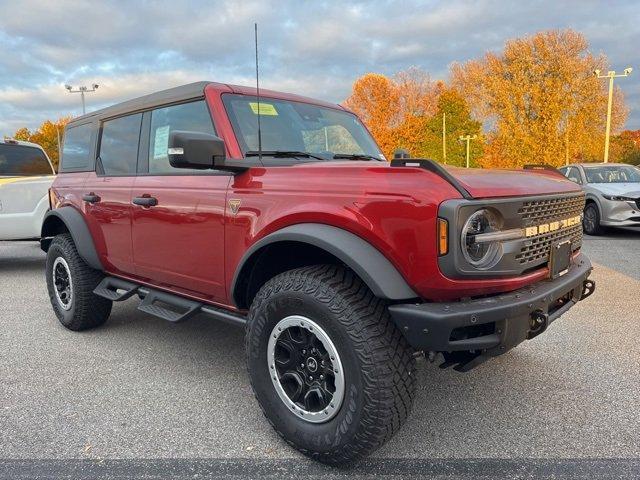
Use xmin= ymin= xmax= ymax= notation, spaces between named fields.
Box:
xmin=389 ymin=254 xmax=595 ymax=372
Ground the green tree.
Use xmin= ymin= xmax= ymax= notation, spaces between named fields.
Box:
xmin=422 ymin=88 xmax=483 ymax=167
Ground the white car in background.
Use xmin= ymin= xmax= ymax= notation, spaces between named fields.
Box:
xmin=0 ymin=138 xmax=55 ymax=240
xmin=558 ymin=163 xmax=640 ymax=235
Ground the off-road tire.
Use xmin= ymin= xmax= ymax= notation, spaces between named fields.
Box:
xmin=583 ymin=203 xmax=604 ymax=236
xmin=245 ymin=265 xmax=417 ymax=465
xmin=46 ymin=233 xmax=112 ymax=331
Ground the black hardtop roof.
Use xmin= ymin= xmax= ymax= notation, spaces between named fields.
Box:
xmin=66 ymin=81 xmax=345 ymax=128
xmin=67 ymin=81 xmax=212 ymax=126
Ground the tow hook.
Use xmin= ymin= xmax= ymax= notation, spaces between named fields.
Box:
xmin=581 ymin=279 xmax=596 ymax=300
xmin=527 ymin=310 xmax=548 ymax=339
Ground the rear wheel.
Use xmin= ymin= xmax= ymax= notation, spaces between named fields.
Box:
xmin=245 ymin=265 xmax=417 ymax=465
xmin=583 ymin=203 xmax=604 ymax=236
xmin=46 ymin=233 xmax=112 ymax=330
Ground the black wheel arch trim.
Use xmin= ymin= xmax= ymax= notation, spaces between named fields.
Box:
xmin=41 ymin=207 xmax=103 ymax=271
xmin=231 ymin=223 xmax=419 ymax=307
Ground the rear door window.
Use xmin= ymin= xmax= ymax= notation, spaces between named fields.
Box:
xmin=0 ymin=144 xmax=52 ymax=176
xmin=147 ymin=100 xmax=215 ymax=174
xmin=99 ymin=113 xmax=142 ymax=175
xmin=62 ymin=123 xmax=93 ymax=171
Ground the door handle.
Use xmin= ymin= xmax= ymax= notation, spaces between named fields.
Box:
xmin=82 ymin=193 xmax=101 ymax=203
xmin=132 ymin=196 xmax=158 ymax=207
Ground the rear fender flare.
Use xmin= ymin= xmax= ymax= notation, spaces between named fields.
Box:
xmin=41 ymin=207 xmax=103 ymax=270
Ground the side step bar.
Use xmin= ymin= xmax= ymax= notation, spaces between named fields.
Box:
xmin=93 ymin=277 xmax=140 ymax=301
xmin=93 ymin=277 xmax=246 ymax=327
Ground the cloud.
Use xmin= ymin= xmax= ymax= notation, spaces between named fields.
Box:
xmin=0 ymin=0 xmax=638 ymax=136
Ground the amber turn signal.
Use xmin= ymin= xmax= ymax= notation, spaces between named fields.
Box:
xmin=437 ymin=218 xmax=448 ymax=255
xmin=48 ymin=188 xmax=60 ymax=209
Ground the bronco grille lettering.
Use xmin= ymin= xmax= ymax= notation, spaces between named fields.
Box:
xmin=524 ymin=215 xmax=581 ymax=238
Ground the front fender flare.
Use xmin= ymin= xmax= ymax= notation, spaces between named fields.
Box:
xmin=41 ymin=207 xmax=103 ymax=270
xmin=231 ymin=223 xmax=418 ymax=306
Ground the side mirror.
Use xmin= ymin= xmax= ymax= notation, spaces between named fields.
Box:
xmin=393 ymin=148 xmax=410 ymax=159
xmin=168 ymin=131 xmax=225 ymax=169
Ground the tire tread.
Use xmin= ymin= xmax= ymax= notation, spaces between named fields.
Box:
xmin=245 ymin=265 xmax=416 ymax=465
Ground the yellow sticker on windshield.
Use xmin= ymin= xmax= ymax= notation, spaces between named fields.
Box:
xmin=249 ymin=102 xmax=278 ymax=115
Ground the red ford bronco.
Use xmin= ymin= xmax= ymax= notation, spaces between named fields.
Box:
xmin=42 ymin=82 xmax=595 ymax=464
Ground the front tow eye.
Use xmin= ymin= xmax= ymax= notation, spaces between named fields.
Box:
xmin=581 ymin=279 xmax=596 ymax=300
xmin=527 ymin=310 xmax=548 ymax=339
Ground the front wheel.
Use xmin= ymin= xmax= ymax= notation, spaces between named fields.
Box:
xmin=583 ymin=203 xmax=604 ymax=236
xmin=46 ymin=233 xmax=112 ymax=331
xmin=245 ymin=265 xmax=417 ymax=465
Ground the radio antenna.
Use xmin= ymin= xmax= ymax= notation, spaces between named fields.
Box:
xmin=254 ymin=22 xmax=263 ymax=164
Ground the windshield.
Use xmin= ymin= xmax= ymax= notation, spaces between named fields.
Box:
xmin=584 ymin=165 xmax=640 ymax=184
xmin=222 ymin=94 xmax=384 ymax=161
xmin=0 ymin=144 xmax=53 ymax=176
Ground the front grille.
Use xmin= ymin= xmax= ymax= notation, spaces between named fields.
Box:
xmin=517 ymin=194 xmax=585 ymax=226
xmin=515 ymin=193 xmax=584 ymax=266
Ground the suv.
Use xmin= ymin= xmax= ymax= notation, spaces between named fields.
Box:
xmin=558 ymin=163 xmax=640 ymax=235
xmin=0 ymin=138 xmax=55 ymax=241
xmin=41 ymin=82 xmax=595 ymax=464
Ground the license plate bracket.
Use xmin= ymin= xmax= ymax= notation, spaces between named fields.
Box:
xmin=549 ymin=240 xmax=572 ymax=279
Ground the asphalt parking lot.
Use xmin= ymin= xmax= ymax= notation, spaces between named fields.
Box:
xmin=1 ymin=229 xmax=639 ymax=479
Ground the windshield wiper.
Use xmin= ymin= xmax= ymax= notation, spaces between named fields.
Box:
xmin=246 ymin=150 xmax=326 ymax=161
xmin=332 ymin=153 xmax=382 ymax=162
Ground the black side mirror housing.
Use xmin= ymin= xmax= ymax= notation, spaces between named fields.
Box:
xmin=168 ymin=131 xmax=226 ymax=170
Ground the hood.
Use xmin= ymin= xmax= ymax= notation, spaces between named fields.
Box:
xmin=589 ymin=182 xmax=640 ymax=198
xmin=442 ymin=166 xmax=580 ymax=199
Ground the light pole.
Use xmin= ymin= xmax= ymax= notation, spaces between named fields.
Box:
xmin=64 ymin=84 xmax=99 ymax=115
xmin=442 ymin=112 xmax=447 ymax=164
xmin=595 ymin=68 xmax=632 ymax=163
xmin=459 ymin=134 xmax=477 ymax=168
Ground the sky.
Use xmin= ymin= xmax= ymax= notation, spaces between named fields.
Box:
xmin=0 ymin=0 xmax=638 ymax=138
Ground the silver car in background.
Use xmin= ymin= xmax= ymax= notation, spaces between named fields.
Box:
xmin=558 ymin=163 xmax=640 ymax=235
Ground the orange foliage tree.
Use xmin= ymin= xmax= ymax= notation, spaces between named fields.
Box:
xmin=344 ymin=68 xmax=479 ymax=161
xmin=13 ymin=117 xmax=71 ymax=170
xmin=343 ymin=73 xmax=401 ymax=158
xmin=451 ymin=30 xmax=628 ymax=168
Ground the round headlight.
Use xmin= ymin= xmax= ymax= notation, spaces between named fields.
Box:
xmin=460 ymin=209 xmax=502 ymax=269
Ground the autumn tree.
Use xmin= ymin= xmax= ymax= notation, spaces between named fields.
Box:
xmin=451 ymin=30 xmax=628 ymax=168
xmin=422 ymin=87 xmax=483 ymax=167
xmin=13 ymin=117 xmax=71 ymax=170
xmin=611 ymin=130 xmax=640 ymax=165
xmin=344 ymin=68 xmax=464 ymax=159
xmin=343 ymin=73 xmax=401 ymax=158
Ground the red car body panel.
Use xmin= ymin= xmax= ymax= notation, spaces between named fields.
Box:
xmin=444 ymin=166 xmax=581 ymax=199
xmin=50 ymin=82 xmax=585 ymax=310
xmin=131 ymin=174 xmax=231 ymax=302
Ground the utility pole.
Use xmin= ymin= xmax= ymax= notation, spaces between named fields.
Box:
xmin=459 ymin=134 xmax=477 ymax=168
xmin=56 ymin=125 xmax=62 ymax=166
xmin=64 ymin=84 xmax=99 ymax=115
xmin=442 ymin=112 xmax=447 ymax=164
xmin=565 ymin=116 xmax=569 ymax=166
xmin=595 ymin=67 xmax=632 ymax=163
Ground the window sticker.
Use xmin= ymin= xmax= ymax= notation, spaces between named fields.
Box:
xmin=249 ymin=102 xmax=278 ymax=116
xmin=153 ymin=125 xmax=170 ymax=159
